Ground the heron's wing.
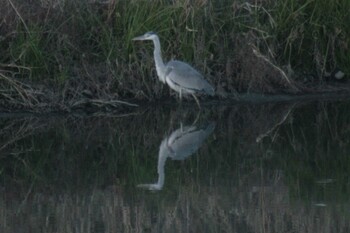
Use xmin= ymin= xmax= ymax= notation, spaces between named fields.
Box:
xmin=167 ymin=122 xmax=216 ymax=160
xmin=165 ymin=60 xmax=214 ymax=95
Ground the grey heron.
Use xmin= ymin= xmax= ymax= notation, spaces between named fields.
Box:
xmin=132 ymin=31 xmax=215 ymax=108
xmin=137 ymin=122 xmax=215 ymax=191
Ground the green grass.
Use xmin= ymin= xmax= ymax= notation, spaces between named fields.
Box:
xmin=0 ymin=0 xmax=349 ymax=110
xmin=269 ymin=0 xmax=350 ymax=75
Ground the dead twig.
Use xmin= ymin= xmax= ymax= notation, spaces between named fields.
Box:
xmin=71 ymin=98 xmax=139 ymax=108
xmin=250 ymin=45 xmax=299 ymax=91
xmin=0 ymin=117 xmax=49 ymax=151
xmin=7 ymin=0 xmax=30 ymax=34
xmin=0 ymin=72 xmax=40 ymax=107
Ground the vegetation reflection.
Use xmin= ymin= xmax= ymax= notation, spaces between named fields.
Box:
xmin=0 ymin=101 xmax=349 ymax=232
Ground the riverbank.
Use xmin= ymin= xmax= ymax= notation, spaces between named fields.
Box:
xmin=0 ymin=0 xmax=349 ymax=112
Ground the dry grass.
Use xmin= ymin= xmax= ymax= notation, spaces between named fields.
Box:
xmin=0 ymin=0 xmax=349 ymax=111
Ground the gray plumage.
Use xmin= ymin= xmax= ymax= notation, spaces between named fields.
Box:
xmin=132 ymin=31 xmax=214 ymax=107
xmin=165 ymin=60 xmax=214 ymax=96
xmin=137 ymin=122 xmax=215 ymax=191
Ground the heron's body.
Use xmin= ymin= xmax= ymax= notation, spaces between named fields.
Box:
xmin=165 ymin=60 xmax=214 ymax=96
xmin=132 ymin=32 xmax=214 ymax=107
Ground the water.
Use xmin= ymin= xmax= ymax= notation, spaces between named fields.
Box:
xmin=0 ymin=100 xmax=349 ymax=233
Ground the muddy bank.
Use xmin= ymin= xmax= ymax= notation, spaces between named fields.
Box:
xmin=1 ymin=83 xmax=350 ymax=113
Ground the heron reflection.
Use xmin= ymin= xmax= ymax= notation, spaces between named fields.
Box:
xmin=138 ymin=122 xmax=215 ymax=191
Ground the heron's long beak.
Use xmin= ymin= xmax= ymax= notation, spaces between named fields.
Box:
xmin=132 ymin=35 xmax=147 ymax=41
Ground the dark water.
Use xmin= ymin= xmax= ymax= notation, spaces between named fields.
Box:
xmin=0 ymin=100 xmax=349 ymax=233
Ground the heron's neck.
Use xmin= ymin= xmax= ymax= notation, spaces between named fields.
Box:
xmin=151 ymin=138 xmax=170 ymax=190
xmin=152 ymin=37 xmax=166 ymax=83
xmin=155 ymin=153 xmax=166 ymax=189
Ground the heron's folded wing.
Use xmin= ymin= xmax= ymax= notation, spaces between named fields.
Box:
xmin=166 ymin=60 xmax=214 ymax=95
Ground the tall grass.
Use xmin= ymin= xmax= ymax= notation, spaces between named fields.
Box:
xmin=0 ymin=0 xmax=349 ymax=110
xmin=268 ymin=0 xmax=350 ymax=78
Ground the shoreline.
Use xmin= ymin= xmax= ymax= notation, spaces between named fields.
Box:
xmin=1 ymin=88 xmax=350 ymax=114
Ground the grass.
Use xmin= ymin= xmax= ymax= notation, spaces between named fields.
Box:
xmin=269 ymin=0 xmax=350 ymax=77
xmin=0 ymin=0 xmax=349 ymax=111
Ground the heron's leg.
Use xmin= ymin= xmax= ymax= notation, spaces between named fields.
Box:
xmin=192 ymin=111 xmax=200 ymax=126
xmin=179 ymin=89 xmax=182 ymax=103
xmin=191 ymin=93 xmax=201 ymax=109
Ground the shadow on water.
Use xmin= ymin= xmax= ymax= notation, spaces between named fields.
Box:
xmin=0 ymin=100 xmax=350 ymax=232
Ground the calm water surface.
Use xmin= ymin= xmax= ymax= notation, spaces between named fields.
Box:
xmin=0 ymin=100 xmax=349 ymax=232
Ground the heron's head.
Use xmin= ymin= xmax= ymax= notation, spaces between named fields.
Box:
xmin=132 ymin=31 xmax=158 ymax=41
